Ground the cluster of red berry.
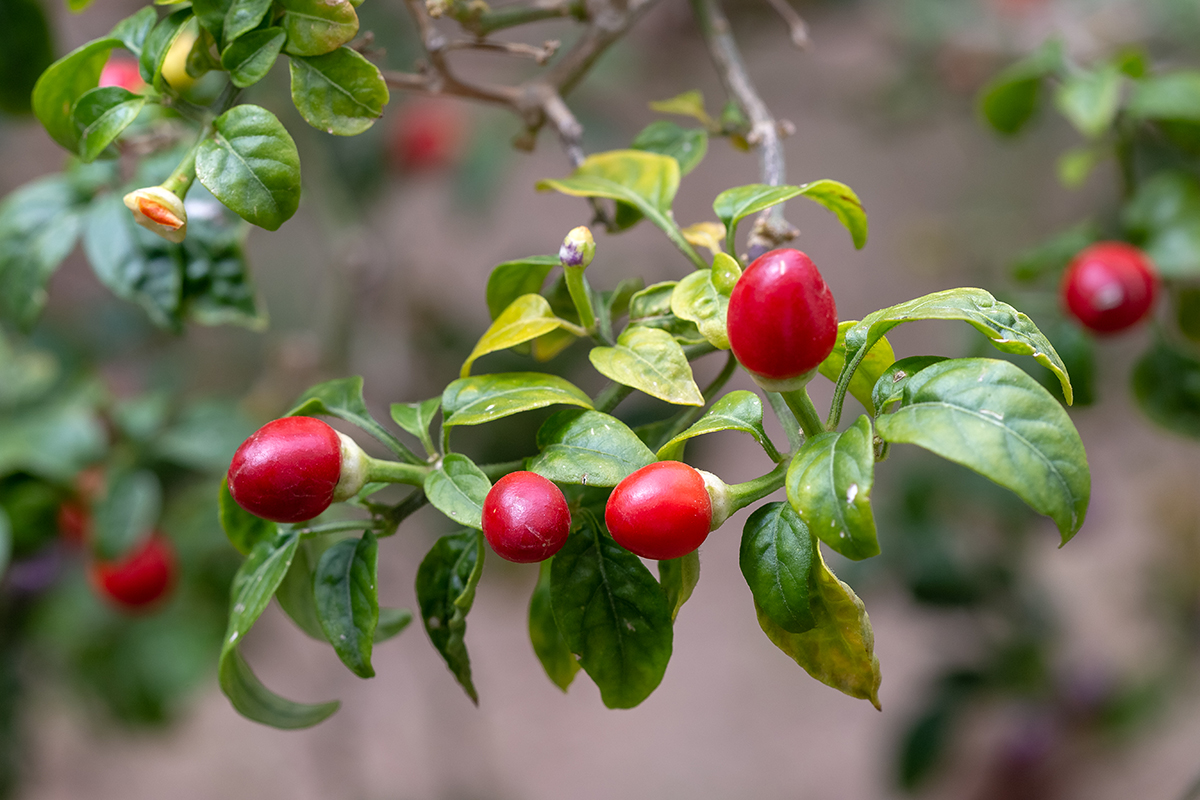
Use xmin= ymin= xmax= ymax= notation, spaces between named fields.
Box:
xmin=226 ymin=248 xmax=839 ymax=563
xmin=57 ymin=474 xmax=176 ymax=610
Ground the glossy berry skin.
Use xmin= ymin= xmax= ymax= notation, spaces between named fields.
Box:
xmin=1061 ymin=242 xmax=1159 ymax=334
xmin=99 ymin=56 xmax=145 ymax=92
xmin=227 ymin=417 xmax=342 ymax=523
xmin=89 ymin=536 xmax=176 ymax=609
xmin=605 ymin=461 xmax=712 ymax=561
xmin=481 ymin=472 xmax=571 ymax=563
xmin=727 ymin=249 xmax=838 ymax=384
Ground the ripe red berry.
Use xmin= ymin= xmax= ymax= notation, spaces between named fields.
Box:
xmin=390 ymin=100 xmax=466 ymax=171
xmin=726 ymin=248 xmax=839 ymax=388
xmin=89 ymin=535 xmax=176 ymax=609
xmin=605 ymin=461 xmax=713 ymax=561
xmin=1061 ymin=242 xmax=1159 ymax=334
xmin=99 ymin=56 xmax=145 ymax=92
xmin=227 ymin=417 xmax=343 ymax=523
xmin=481 ymin=471 xmax=571 ymax=563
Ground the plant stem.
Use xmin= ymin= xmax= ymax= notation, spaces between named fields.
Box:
xmin=448 ymin=0 xmax=587 ymax=36
xmin=826 ymin=346 xmax=867 ymax=431
xmin=564 ymin=265 xmax=597 ymax=333
xmin=289 ymin=519 xmax=383 ymax=537
xmin=364 ymin=456 xmax=429 ymax=487
xmin=594 ymin=382 xmax=633 ymax=413
xmin=765 ymin=391 xmax=802 ymax=452
xmin=726 ymin=461 xmax=788 ymax=514
xmin=480 ymin=459 xmax=528 ymax=481
xmin=161 ymin=129 xmax=205 ymax=198
xmin=656 ymin=351 xmax=739 ymax=447
xmin=779 ymin=387 xmax=825 ymax=438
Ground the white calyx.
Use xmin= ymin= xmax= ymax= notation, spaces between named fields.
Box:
xmin=696 ymin=469 xmax=733 ymax=531
xmin=332 ymin=432 xmax=369 ymax=501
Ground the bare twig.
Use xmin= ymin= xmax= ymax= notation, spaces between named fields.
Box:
xmin=691 ymin=0 xmax=798 ymax=258
xmin=764 ymin=0 xmax=810 ymax=49
xmin=442 ymin=37 xmax=561 ymax=65
xmin=439 ymin=0 xmax=588 ymax=37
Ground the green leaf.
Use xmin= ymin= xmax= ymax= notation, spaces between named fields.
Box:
xmin=376 ymin=607 xmax=413 ymax=642
xmin=71 ymin=86 xmax=146 ymax=163
xmin=1011 ymin=222 xmax=1101 ymax=282
xmin=817 ymin=321 xmax=896 ymax=415
xmin=550 ymin=515 xmax=673 ymax=709
xmin=0 ymin=176 xmax=85 ymax=330
xmin=648 ymin=89 xmax=713 ymax=127
xmin=0 ymin=0 xmax=54 ymax=116
xmin=0 ymin=389 xmax=106 ymax=480
xmin=288 ymin=376 xmax=411 ymax=459
xmin=442 ymin=372 xmax=593 ymax=427
xmin=221 ymin=27 xmax=286 ymax=88
xmin=978 ymin=40 xmax=1064 ymax=135
xmin=219 ymin=478 xmax=276 ymax=556
xmin=289 ymin=47 xmax=389 ymax=135
xmin=32 ymin=37 xmax=121 ymax=151
xmin=871 ymin=355 xmax=948 ymax=414
xmin=843 ymin=288 xmax=1073 ymax=404
xmin=875 ymin=358 xmax=1090 ymax=542
xmin=220 ymin=533 xmax=340 ymax=728
xmin=1055 ymin=64 xmax=1123 ymax=138
xmin=389 ymin=397 xmax=440 ymax=457
xmin=631 ymin=120 xmax=707 ymax=176
xmin=657 ymin=390 xmax=779 ymax=462
xmin=423 ymin=453 xmax=490 ymax=530
xmin=314 ymin=531 xmax=379 ymax=678
xmin=529 ymin=558 xmax=579 ymax=691
xmin=224 ymin=0 xmax=273 ymax=43
xmin=1057 ymin=146 xmax=1103 ymax=189
xmin=485 ymin=255 xmax=558 ymax=320
xmin=0 ymin=509 xmax=11 ymax=580
xmin=92 ymin=469 xmax=163 ymax=561
xmin=275 ymin=541 xmax=326 ymax=640
xmin=627 ymin=281 xmax=706 ymax=345
xmin=462 ymin=294 xmax=576 ymax=377
xmin=278 ymin=0 xmax=359 ymax=57
xmin=1127 ymin=71 xmax=1200 ymax=123
xmin=196 ymin=104 xmax=302 ymax=232
xmin=139 ymin=9 xmax=193 ymax=94
xmin=589 ymin=326 xmax=704 ymax=406
xmin=670 ymin=269 xmax=729 ymax=350
xmin=191 ymin=0 xmax=233 ymax=45
xmin=786 ymin=415 xmax=879 ymax=561
xmin=1131 ymin=338 xmax=1200 ymax=438
xmin=1123 ymin=171 xmax=1200 ymax=278
xmin=755 ymin=544 xmax=881 ymax=708
xmin=529 ymin=409 xmax=656 ymax=487
xmin=416 ymin=529 xmax=485 ymax=703
xmin=740 ymin=502 xmax=815 ymax=633
xmin=658 ymin=550 xmax=700 ymax=621
xmin=713 ymin=180 xmax=868 ymax=253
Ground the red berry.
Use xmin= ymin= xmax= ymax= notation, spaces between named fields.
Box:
xmin=227 ymin=417 xmax=343 ymax=523
xmin=605 ymin=461 xmax=712 ymax=561
xmin=89 ymin=535 xmax=176 ymax=609
xmin=1061 ymin=242 xmax=1159 ymax=334
xmin=99 ymin=56 xmax=145 ymax=93
xmin=389 ymin=100 xmax=465 ymax=171
xmin=57 ymin=501 xmax=92 ymax=547
xmin=482 ymin=471 xmax=571 ymax=563
xmin=726 ymin=249 xmax=839 ymax=386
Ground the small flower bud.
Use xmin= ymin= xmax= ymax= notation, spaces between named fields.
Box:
xmin=123 ymin=187 xmax=187 ymax=243
xmin=559 ymin=225 xmax=596 ymax=270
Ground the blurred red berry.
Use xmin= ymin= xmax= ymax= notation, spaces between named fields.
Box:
xmin=99 ymin=56 xmax=145 ymax=92
xmin=89 ymin=535 xmax=176 ymax=609
xmin=390 ymin=100 xmax=466 ymax=171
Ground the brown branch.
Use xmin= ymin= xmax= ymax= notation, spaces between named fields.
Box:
xmin=764 ymin=0 xmax=809 ymax=49
xmin=442 ymin=38 xmax=561 ymax=65
xmin=691 ymin=0 xmax=798 ymax=258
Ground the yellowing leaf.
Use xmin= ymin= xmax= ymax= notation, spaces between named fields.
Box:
xmin=681 ymin=221 xmax=726 ymax=257
xmin=461 ymin=294 xmax=575 ymax=377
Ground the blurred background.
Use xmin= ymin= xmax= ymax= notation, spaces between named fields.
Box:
xmin=1 ymin=0 xmax=1199 ymax=797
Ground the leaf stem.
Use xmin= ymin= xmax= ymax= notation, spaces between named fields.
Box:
xmin=765 ymin=391 xmax=802 ymax=452
xmin=564 ymin=265 xmax=597 ymax=334
xmin=779 ymin=387 xmax=825 ymax=438
xmin=656 ymin=351 xmax=739 ymax=446
xmin=480 ymin=459 xmax=528 ymax=481
xmin=594 ymin=382 xmax=633 ymax=413
xmin=363 ymin=456 xmax=430 ymax=487
xmin=725 ymin=461 xmax=788 ymax=514
xmin=826 ymin=346 xmax=868 ymax=431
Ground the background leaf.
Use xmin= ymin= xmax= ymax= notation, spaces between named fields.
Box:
xmin=0 ymin=0 xmax=55 ymax=116
xmin=32 ymin=37 xmax=121 ymax=150
xmin=221 ymin=27 xmax=286 ymax=88
xmin=631 ymin=120 xmax=707 ymax=176
xmin=92 ymin=469 xmax=163 ymax=561
xmin=72 ymin=86 xmax=146 ymax=163
xmin=529 ymin=558 xmax=579 ymax=691
xmin=278 ymin=0 xmax=359 ymax=57
xmin=978 ymin=40 xmax=1063 ymax=135
xmin=1131 ymin=338 xmax=1200 ymax=438
xmin=550 ymin=517 xmax=673 ymax=709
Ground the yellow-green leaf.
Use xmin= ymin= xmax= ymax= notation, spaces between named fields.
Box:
xmin=461 ymin=294 xmax=575 ymax=377
xmin=818 ymin=321 xmax=895 ymax=415
xmin=589 ymin=326 xmax=703 ymax=406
